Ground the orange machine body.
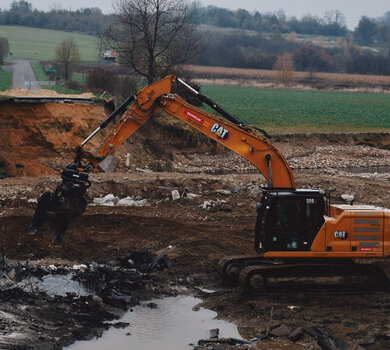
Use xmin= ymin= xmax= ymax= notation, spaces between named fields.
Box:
xmin=264 ymin=204 xmax=390 ymax=259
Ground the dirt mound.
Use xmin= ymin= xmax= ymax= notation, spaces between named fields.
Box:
xmin=0 ymin=100 xmax=222 ymax=177
xmin=0 ymin=88 xmax=95 ymax=98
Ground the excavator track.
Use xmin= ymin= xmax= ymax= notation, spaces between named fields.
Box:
xmin=239 ymin=262 xmax=387 ymax=293
xmin=219 ymin=255 xmax=282 ymax=284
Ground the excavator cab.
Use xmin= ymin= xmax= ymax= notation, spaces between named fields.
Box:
xmin=255 ymin=189 xmax=326 ymax=254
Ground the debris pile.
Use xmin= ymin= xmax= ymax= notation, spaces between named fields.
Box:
xmin=199 ymin=199 xmax=232 ymax=212
xmin=93 ymin=194 xmax=150 ymax=207
xmin=0 ymin=251 xmax=170 ymax=348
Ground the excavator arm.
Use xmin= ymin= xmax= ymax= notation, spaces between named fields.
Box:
xmin=82 ymin=75 xmax=295 ymax=188
xmin=29 ymin=75 xmax=295 ymax=244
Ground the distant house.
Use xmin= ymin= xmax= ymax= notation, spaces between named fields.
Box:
xmin=101 ymin=50 xmax=117 ymax=62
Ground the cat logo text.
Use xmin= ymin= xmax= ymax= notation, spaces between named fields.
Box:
xmin=210 ymin=123 xmax=230 ymax=142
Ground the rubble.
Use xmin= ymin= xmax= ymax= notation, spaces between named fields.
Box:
xmin=93 ymin=194 xmax=120 ymax=206
xmin=199 ymin=199 xmax=229 ymax=211
xmin=93 ymin=194 xmax=150 ymax=207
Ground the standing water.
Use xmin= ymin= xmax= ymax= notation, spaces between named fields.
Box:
xmin=67 ymin=295 xmax=242 ymax=350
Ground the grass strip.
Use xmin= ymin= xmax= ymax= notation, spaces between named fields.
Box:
xmin=30 ymin=61 xmax=48 ymax=81
xmin=0 ymin=68 xmax=13 ymax=90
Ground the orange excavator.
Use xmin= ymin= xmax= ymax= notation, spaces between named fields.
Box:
xmin=30 ymin=75 xmax=390 ymax=289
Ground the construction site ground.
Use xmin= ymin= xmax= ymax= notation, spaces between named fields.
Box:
xmin=1 ymin=98 xmax=390 ymax=349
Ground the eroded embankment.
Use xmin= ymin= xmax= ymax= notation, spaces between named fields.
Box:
xmin=0 ymin=99 xmax=114 ymax=176
xmin=0 ymin=99 xmax=223 ymax=177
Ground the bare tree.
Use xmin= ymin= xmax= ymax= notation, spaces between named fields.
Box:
xmin=105 ymin=0 xmax=199 ymax=84
xmin=274 ymin=53 xmax=295 ymax=84
xmin=55 ymin=38 xmax=80 ymax=81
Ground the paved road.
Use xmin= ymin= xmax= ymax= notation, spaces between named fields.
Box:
xmin=4 ymin=59 xmax=41 ymax=91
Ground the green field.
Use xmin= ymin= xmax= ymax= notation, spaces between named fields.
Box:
xmin=201 ymin=85 xmax=390 ymax=132
xmin=0 ymin=25 xmax=99 ymax=62
xmin=0 ymin=68 xmax=12 ymax=90
xmin=30 ymin=61 xmax=48 ymax=81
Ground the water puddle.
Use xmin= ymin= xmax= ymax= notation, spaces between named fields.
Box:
xmin=28 ymin=275 xmax=91 ymax=297
xmin=67 ymin=295 xmax=242 ymax=350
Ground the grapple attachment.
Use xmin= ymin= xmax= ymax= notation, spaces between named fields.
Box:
xmin=29 ymin=163 xmax=91 ymax=245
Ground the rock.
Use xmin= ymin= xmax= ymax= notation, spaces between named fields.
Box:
xmin=230 ymin=184 xmax=241 ymax=193
xmin=210 ymin=328 xmax=219 ymax=339
xmin=136 ymin=167 xmax=152 ymax=173
xmin=229 ymin=337 xmax=251 ymax=344
xmin=222 ymin=204 xmax=233 ymax=212
xmin=0 ymin=272 xmax=15 ymax=288
xmin=117 ymin=197 xmax=149 ymax=207
xmin=269 ymin=324 xmax=293 ymax=337
xmin=358 ymin=336 xmax=375 ymax=346
xmin=171 ymin=190 xmax=180 ymax=201
xmin=217 ymin=189 xmax=231 ymax=196
xmin=93 ymin=194 xmax=119 ymax=206
xmin=200 ymin=201 xmax=211 ymax=210
xmin=341 ymin=194 xmax=354 ymax=203
xmin=112 ymin=322 xmax=129 ymax=329
xmin=288 ymin=327 xmax=304 ymax=341
xmin=305 ymin=327 xmax=349 ymax=350
xmin=116 ymin=197 xmax=136 ymax=206
xmin=92 ymin=295 xmax=102 ymax=303
xmin=7 ymin=268 xmax=16 ymax=280
xmin=146 ymin=302 xmax=158 ymax=309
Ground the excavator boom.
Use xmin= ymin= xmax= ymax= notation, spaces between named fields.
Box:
xmin=83 ymin=74 xmax=295 ymax=189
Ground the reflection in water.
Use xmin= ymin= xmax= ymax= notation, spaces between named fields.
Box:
xmin=28 ymin=275 xmax=91 ymax=297
xmin=67 ymin=295 xmax=241 ymax=350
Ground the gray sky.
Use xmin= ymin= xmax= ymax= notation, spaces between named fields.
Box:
xmin=1 ymin=0 xmax=389 ymax=29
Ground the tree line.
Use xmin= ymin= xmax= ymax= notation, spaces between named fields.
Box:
xmin=194 ymin=6 xmax=348 ymax=36
xmin=0 ymin=1 xmax=369 ymax=37
xmin=190 ymin=30 xmax=390 ymax=75
xmin=355 ymin=13 xmax=390 ymax=49
xmin=1 ymin=1 xmax=390 ymax=77
xmin=0 ymin=1 xmax=112 ymax=35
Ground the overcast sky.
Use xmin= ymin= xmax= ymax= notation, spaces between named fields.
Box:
xmin=1 ymin=0 xmax=389 ymax=29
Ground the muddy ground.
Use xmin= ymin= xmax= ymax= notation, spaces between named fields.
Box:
xmin=1 ymin=131 xmax=390 ymax=349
